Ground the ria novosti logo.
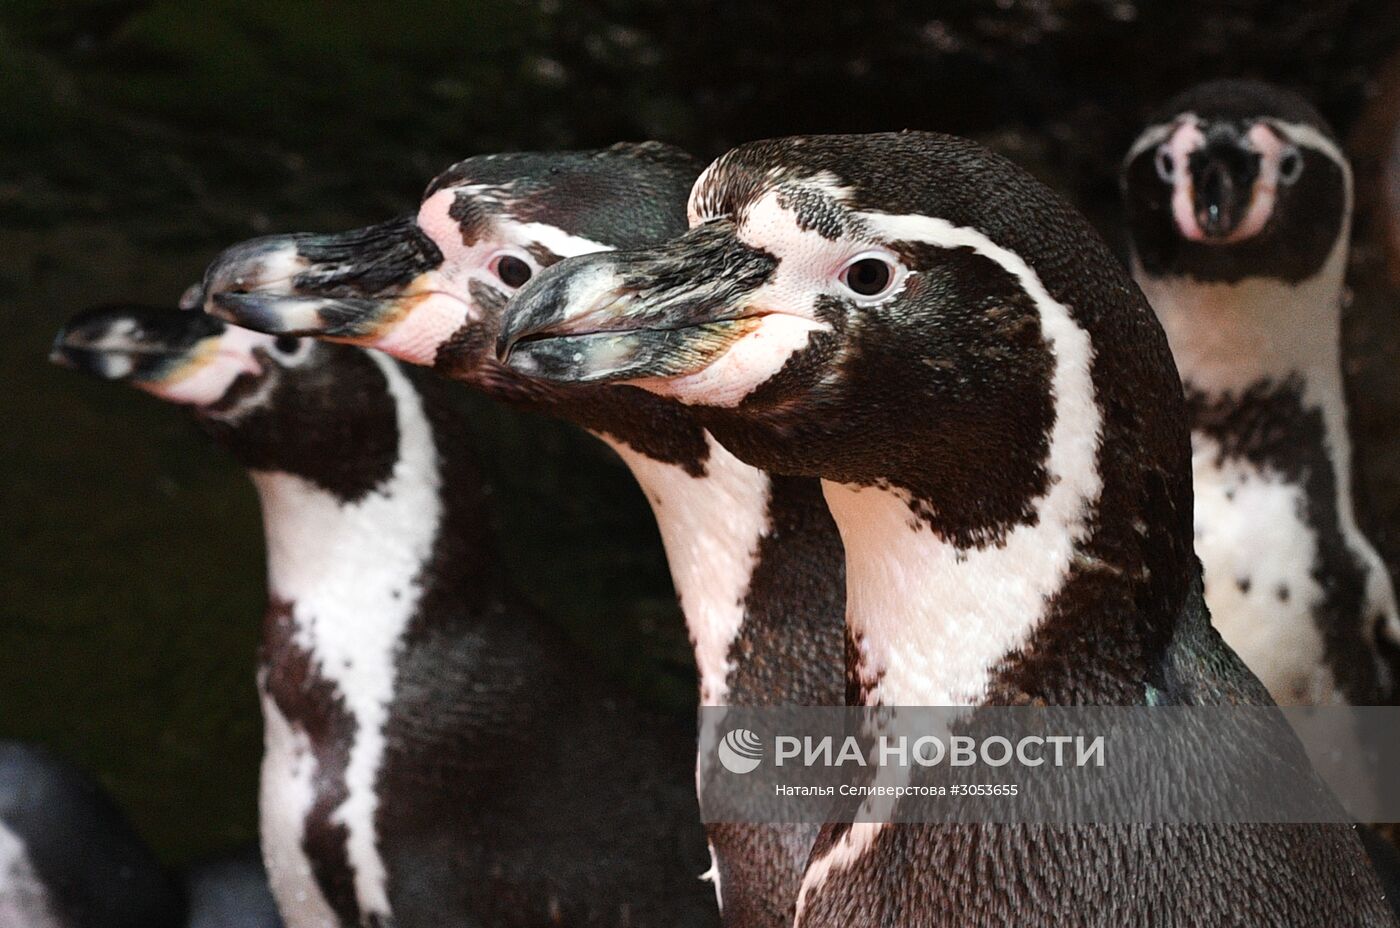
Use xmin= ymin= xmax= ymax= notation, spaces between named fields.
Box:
xmin=717 ymin=729 xmax=764 ymax=774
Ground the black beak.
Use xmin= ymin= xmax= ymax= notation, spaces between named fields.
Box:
xmin=497 ymin=220 xmax=776 ymax=384
xmin=1189 ymin=133 xmax=1261 ymax=240
xmin=198 ymin=217 xmax=445 ymax=339
xmin=51 ymin=305 xmax=226 ymax=383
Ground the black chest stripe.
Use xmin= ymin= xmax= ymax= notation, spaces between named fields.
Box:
xmin=261 ymin=599 xmax=362 ymax=927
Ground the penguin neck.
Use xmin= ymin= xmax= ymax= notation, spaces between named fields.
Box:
xmin=472 ymin=357 xmax=776 ymax=706
xmin=1134 ymin=238 xmax=1348 ymax=406
xmin=250 ymin=356 xmax=501 ymax=642
xmin=820 ymin=276 xmax=1114 ymax=707
xmin=601 ymin=431 xmax=772 ymax=707
xmin=817 ymin=244 xmax=1198 ymax=705
xmin=1135 ymin=239 xmax=1358 ymax=517
xmin=245 ymin=359 xmax=504 ymax=928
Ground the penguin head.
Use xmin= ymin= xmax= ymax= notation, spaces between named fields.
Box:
xmin=54 ymin=304 xmax=402 ymax=497
xmin=497 ymin=132 xmax=1176 ymax=509
xmin=1122 ymin=79 xmax=1350 ymax=284
xmin=51 ymin=303 xmax=298 ymax=409
xmin=195 ymin=143 xmax=700 ymax=381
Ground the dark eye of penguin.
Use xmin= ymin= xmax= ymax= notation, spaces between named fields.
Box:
xmin=274 ymin=335 xmax=299 ymax=354
xmin=493 ymin=254 xmax=534 ymax=289
xmin=1278 ymin=147 xmax=1303 ymax=185
xmin=1155 ymin=147 xmax=1175 ymax=183
xmin=841 ymin=255 xmax=897 ymax=298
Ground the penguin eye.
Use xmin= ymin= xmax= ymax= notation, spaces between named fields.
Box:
xmin=1154 ymin=147 xmax=1175 ymax=183
xmin=840 ymin=255 xmax=898 ymax=299
xmin=1278 ymin=148 xmax=1303 ymax=185
xmin=274 ymin=336 xmax=299 ymax=355
xmin=492 ymin=254 xmax=534 ymax=289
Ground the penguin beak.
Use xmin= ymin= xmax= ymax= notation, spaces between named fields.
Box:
xmin=1189 ymin=139 xmax=1259 ymax=240
xmin=52 ymin=304 xmax=226 ymax=382
xmin=198 ymin=217 xmax=464 ymax=365
xmin=497 ymin=220 xmax=781 ymax=385
xmin=52 ymin=305 xmax=272 ymax=406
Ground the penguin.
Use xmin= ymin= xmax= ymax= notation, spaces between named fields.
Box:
xmin=490 ymin=131 xmax=1399 ymax=926
xmin=0 ymin=740 xmax=281 ymax=928
xmin=183 ymin=846 xmax=283 ymax=928
xmin=192 ymin=144 xmax=847 ymax=928
xmin=51 ymin=305 xmax=718 ymax=928
xmin=1120 ymin=79 xmax=1400 ymax=706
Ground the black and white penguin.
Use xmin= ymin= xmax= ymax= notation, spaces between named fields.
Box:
xmin=1121 ymin=79 xmax=1400 ymax=706
xmin=183 ymin=846 xmax=284 ymax=928
xmin=194 ymin=144 xmax=847 ymax=928
xmin=491 ymin=132 xmax=1398 ymax=926
xmin=52 ymin=305 xmax=717 ymax=928
xmin=0 ymin=740 xmax=281 ymax=928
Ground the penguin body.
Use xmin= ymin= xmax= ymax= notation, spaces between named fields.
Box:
xmin=0 ymin=740 xmax=280 ymax=928
xmin=196 ymin=144 xmax=848 ymax=928
xmin=0 ymin=740 xmax=183 ymax=928
xmin=493 ymin=131 xmax=1398 ymax=926
xmin=183 ymin=847 xmax=283 ymax=928
xmin=1122 ymin=79 xmax=1400 ymax=705
xmin=53 ymin=306 xmax=717 ymax=928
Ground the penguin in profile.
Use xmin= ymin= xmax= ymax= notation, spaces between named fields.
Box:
xmin=1122 ymin=79 xmax=1400 ymax=706
xmin=52 ymin=305 xmax=717 ymax=928
xmin=0 ymin=740 xmax=281 ymax=928
xmin=492 ymin=131 xmax=1398 ymax=926
xmin=193 ymin=144 xmax=847 ymax=928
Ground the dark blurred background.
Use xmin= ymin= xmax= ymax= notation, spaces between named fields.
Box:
xmin=4 ymin=0 xmax=1400 ymax=863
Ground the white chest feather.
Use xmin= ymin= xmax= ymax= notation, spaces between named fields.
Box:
xmin=253 ymin=356 xmax=443 ymax=926
xmin=1190 ymin=438 xmax=1341 ymax=705
xmin=0 ymin=824 xmax=62 ymax=928
xmin=606 ymin=432 xmax=771 ymax=707
xmin=260 ymin=692 xmax=340 ymax=928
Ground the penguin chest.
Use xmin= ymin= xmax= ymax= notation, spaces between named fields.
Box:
xmin=256 ymin=593 xmax=406 ymax=928
xmin=1190 ymin=438 xmax=1342 ymax=705
xmin=0 ymin=823 xmax=62 ymax=928
xmin=259 ymin=684 xmax=343 ymax=928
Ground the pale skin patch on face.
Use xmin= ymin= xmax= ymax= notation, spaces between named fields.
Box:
xmin=1231 ymin=123 xmax=1286 ymax=241
xmin=641 ymin=314 xmax=824 ymax=408
xmin=353 ymin=187 xmax=620 ymax=370
xmin=362 ymin=290 xmax=474 ymax=366
xmin=138 ymin=327 xmax=275 ymax=406
xmin=1165 ymin=120 xmax=1210 ymax=241
xmin=1158 ymin=117 xmax=1309 ymax=245
xmin=639 ymin=191 xmax=856 ymax=407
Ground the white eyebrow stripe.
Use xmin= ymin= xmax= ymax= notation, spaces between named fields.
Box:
xmin=1124 ymin=119 xmax=1185 ymax=167
xmin=1124 ymin=113 xmax=1349 ymax=181
xmin=1265 ymin=119 xmax=1350 ymax=172
xmin=506 ymin=221 xmax=615 ymax=259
